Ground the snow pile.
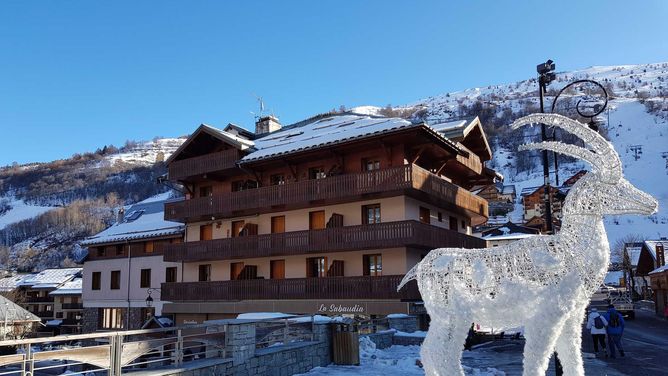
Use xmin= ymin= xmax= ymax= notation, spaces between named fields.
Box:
xmin=297 ymin=338 xmax=505 ymax=376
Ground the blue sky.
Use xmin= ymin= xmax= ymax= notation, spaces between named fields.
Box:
xmin=1 ymin=0 xmax=667 ymax=165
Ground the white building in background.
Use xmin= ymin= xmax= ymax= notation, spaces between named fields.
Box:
xmin=80 ymin=197 xmax=184 ymax=332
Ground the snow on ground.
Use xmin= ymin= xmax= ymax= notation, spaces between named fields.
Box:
xmin=0 ymin=196 xmax=54 ymax=230
xmin=298 ymin=337 xmax=505 ymax=376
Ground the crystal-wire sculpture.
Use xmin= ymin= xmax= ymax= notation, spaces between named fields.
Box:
xmin=398 ymin=113 xmax=658 ymax=376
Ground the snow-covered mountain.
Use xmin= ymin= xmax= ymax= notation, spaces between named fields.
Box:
xmin=0 ymin=137 xmax=186 ymax=271
xmin=352 ymin=62 xmax=668 ymax=246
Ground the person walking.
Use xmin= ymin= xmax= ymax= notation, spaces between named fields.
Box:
xmin=586 ymin=308 xmax=608 ymax=356
xmin=603 ymin=304 xmax=625 ymax=358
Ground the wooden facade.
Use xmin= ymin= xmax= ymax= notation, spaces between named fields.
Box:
xmin=161 ymin=115 xmax=495 ymax=319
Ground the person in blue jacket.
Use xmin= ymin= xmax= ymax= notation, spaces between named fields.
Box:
xmin=603 ymin=304 xmax=625 ymax=358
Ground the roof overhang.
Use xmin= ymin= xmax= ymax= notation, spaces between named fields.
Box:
xmin=165 ymin=124 xmax=254 ymax=165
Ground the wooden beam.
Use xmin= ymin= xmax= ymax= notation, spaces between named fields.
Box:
xmin=283 ymin=160 xmax=298 ymax=181
xmin=435 ymin=159 xmax=450 ymax=176
xmin=378 ymin=140 xmax=393 ymax=166
xmin=410 ymin=146 xmax=426 ymax=165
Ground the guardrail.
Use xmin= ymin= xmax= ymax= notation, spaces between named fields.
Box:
xmin=0 ymin=316 xmax=317 ymax=376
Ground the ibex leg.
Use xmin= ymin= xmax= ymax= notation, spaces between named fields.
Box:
xmin=523 ymin=313 xmax=569 ymax=376
xmin=554 ymin=305 xmax=587 ymax=376
xmin=421 ymin=317 xmax=469 ymax=376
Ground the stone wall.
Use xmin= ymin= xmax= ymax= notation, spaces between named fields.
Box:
xmin=81 ymin=307 xmax=98 ymax=333
xmin=364 ymin=331 xmax=394 ymax=349
xmin=155 ymin=322 xmax=332 ymax=376
xmin=388 ymin=315 xmax=418 ymax=333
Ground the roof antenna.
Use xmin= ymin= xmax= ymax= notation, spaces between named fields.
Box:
xmin=251 ymin=94 xmax=266 ymax=121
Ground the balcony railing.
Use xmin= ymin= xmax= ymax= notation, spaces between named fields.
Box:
xmin=62 ymin=303 xmax=84 ymax=310
xmin=164 ymin=220 xmax=486 ymax=263
xmin=168 ymin=149 xmax=241 ymax=180
xmin=26 ymin=297 xmax=54 ymax=303
xmin=33 ymin=311 xmax=54 ymax=318
xmin=165 ymin=164 xmax=488 ymax=222
xmin=162 ymin=275 xmax=420 ymax=302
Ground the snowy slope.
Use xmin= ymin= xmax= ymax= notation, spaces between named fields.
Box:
xmin=352 ymin=62 xmax=668 ymax=246
xmin=104 ymin=137 xmax=185 ymax=166
xmin=0 ymin=196 xmax=53 ymax=230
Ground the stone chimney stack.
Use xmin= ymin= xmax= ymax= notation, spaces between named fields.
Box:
xmin=117 ymin=207 xmax=125 ymax=224
xmin=255 ymin=115 xmax=281 ymax=135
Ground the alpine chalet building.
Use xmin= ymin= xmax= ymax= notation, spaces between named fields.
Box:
xmin=161 ymin=113 xmax=495 ymax=323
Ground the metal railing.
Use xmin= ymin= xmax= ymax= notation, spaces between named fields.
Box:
xmin=0 ymin=316 xmax=318 ymax=376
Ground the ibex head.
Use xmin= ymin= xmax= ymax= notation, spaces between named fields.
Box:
xmin=512 ymin=114 xmax=658 ymax=216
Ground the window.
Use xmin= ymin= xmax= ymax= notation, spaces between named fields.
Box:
xmin=309 ymin=211 xmax=325 ymax=230
xmin=166 ymin=267 xmax=177 ymax=283
xmin=230 ymin=262 xmax=244 ymax=280
xmin=363 ymin=254 xmax=382 ymax=276
xmin=144 ymin=241 xmax=154 ymax=253
xmin=56 ymin=312 xmax=63 ymax=319
xmin=199 ymin=185 xmax=213 ymax=197
xmin=363 ymin=159 xmax=380 ymax=172
xmin=449 ymin=216 xmax=458 ymax=231
xmin=96 ymin=247 xmax=106 ymax=257
xmin=309 ymin=167 xmax=326 ymax=180
xmin=200 ymin=224 xmax=213 ymax=241
xmin=231 ymin=180 xmax=245 ymax=192
xmin=115 ymin=244 xmax=124 ymax=256
xmin=198 ymin=264 xmax=211 ymax=282
xmin=271 ymin=216 xmax=285 ymax=233
xmin=91 ymin=272 xmax=101 ymax=290
xmin=270 ymin=260 xmax=285 ymax=279
xmin=363 ymin=204 xmax=381 ymax=224
xmin=419 ymin=207 xmax=430 ymax=224
xmin=231 ymin=220 xmax=245 ymax=237
xmin=306 ymin=257 xmax=327 ymax=278
xmin=438 ymin=212 xmax=443 ymax=222
xmin=110 ymin=270 xmax=121 ymax=290
xmin=461 ymin=220 xmax=466 ymax=229
xmin=99 ymin=308 xmax=123 ymax=329
xmin=140 ymin=269 xmax=151 ymax=288
xmin=270 ymin=174 xmax=285 ymax=186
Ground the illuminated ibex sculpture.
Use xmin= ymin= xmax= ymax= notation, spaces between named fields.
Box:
xmin=398 ymin=113 xmax=658 ymax=376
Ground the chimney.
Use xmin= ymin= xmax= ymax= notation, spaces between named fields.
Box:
xmin=255 ymin=115 xmax=281 ymax=135
xmin=117 ymin=207 xmax=125 ymax=224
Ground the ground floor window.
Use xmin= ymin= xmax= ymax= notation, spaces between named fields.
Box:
xmin=99 ymin=308 xmax=124 ymax=329
xmin=363 ymin=254 xmax=382 ymax=276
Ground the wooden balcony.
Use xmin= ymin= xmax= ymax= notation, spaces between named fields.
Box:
xmin=27 ymin=296 xmax=54 ymax=303
xmin=165 ymin=164 xmax=488 ymax=223
xmin=161 ymin=275 xmax=420 ymax=302
xmin=164 ymin=220 xmax=486 ymax=263
xmin=61 ymin=303 xmax=84 ymax=310
xmin=168 ymin=149 xmax=241 ymax=181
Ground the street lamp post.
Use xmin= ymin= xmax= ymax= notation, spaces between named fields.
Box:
xmin=535 ymin=62 xmax=610 ymax=376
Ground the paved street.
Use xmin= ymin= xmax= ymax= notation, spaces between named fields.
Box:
xmin=581 ymin=308 xmax=668 ymax=376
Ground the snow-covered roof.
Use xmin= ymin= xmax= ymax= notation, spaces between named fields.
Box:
xmin=49 ymin=278 xmax=82 ymax=296
xmin=501 ymin=185 xmax=516 ymax=195
xmin=19 ymin=268 xmax=81 ymax=289
xmin=242 ymin=114 xmax=439 ymax=163
xmin=0 ymin=274 xmax=31 ymax=292
xmin=643 ymin=240 xmax=668 ymax=260
xmin=81 ymin=198 xmax=184 ymax=246
xmin=165 ymin=124 xmax=254 ymax=165
xmin=0 ymin=294 xmax=41 ymax=322
xmin=520 ymin=185 xmax=570 ymax=197
xmin=626 ymin=246 xmax=642 ymax=267
xmin=649 ymin=265 xmax=668 ymax=274
xmin=604 ymin=271 xmax=624 ymax=285
xmin=483 ymin=233 xmax=537 ymax=241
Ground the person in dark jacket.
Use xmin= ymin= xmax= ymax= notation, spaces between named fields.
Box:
xmin=603 ymin=304 xmax=625 ymax=358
